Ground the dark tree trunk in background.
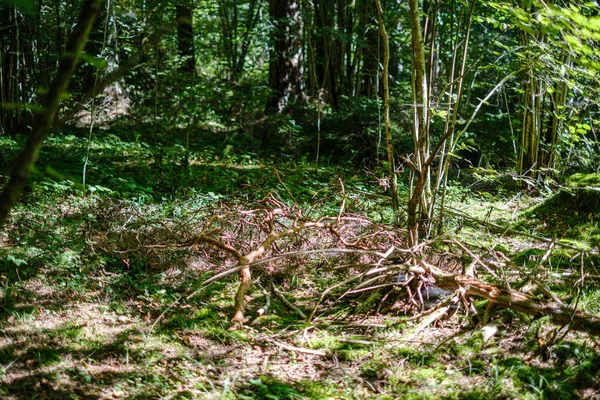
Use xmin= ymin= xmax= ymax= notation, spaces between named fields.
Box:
xmin=0 ymin=6 xmax=27 ymax=133
xmin=0 ymin=7 xmax=15 ymax=133
xmin=266 ymin=0 xmax=305 ymax=113
xmin=0 ymin=4 xmax=45 ymax=134
xmin=54 ymin=0 xmax=63 ymax=57
xmin=358 ymin=0 xmax=380 ymax=98
xmin=339 ymin=0 xmax=353 ymax=96
xmin=176 ymin=1 xmax=195 ymax=73
xmin=312 ymin=0 xmax=339 ymax=108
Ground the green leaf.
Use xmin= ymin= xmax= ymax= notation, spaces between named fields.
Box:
xmin=80 ymin=53 xmax=109 ymax=69
xmin=0 ymin=0 xmax=35 ymax=13
xmin=564 ymin=34 xmax=582 ymax=48
xmin=7 ymin=255 xmax=27 ymax=267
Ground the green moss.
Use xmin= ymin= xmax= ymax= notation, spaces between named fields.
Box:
xmin=360 ymin=358 xmax=388 ymax=380
xmin=412 ymin=366 xmax=447 ymax=382
xmin=338 ymin=348 xmax=370 ymax=361
xmin=565 ymin=173 xmax=600 ymax=187
xmin=307 ymin=334 xmax=341 ymax=350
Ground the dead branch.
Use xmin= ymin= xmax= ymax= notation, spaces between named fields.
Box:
xmin=187 ymin=204 xmax=335 ymax=330
xmin=352 ymin=257 xmax=600 ymax=336
xmin=429 ymin=269 xmax=600 ymax=335
xmin=271 ymin=282 xmax=307 ymax=320
xmin=269 ymin=339 xmax=330 ymax=357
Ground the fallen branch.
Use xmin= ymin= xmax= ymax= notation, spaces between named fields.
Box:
xmin=270 ymin=340 xmax=330 ymax=357
xmin=251 ymin=281 xmax=271 ymax=325
xmin=271 ymin=282 xmax=307 ymax=320
xmin=184 ymin=248 xmax=391 ymax=303
xmin=186 ymin=204 xmax=335 ymax=330
xmin=421 ymin=264 xmax=600 ymax=335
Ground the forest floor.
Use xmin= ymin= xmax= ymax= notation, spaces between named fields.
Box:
xmin=0 ymin=126 xmax=599 ymax=399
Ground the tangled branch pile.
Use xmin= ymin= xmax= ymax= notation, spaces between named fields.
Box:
xmin=92 ymin=194 xmax=600 ymax=335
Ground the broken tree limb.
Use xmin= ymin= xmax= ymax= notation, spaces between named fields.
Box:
xmin=271 ymin=282 xmax=307 ymax=320
xmin=187 ymin=208 xmax=333 ymax=330
xmin=430 ymin=270 xmax=600 ymax=335
xmin=376 ymin=261 xmax=600 ymax=335
xmin=229 ymin=219 xmax=331 ymax=329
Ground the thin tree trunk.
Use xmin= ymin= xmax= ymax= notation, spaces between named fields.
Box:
xmin=516 ymin=1 xmax=541 ymax=180
xmin=359 ymin=0 xmax=379 ymax=98
xmin=537 ymin=53 xmax=569 ymax=176
xmin=373 ymin=0 xmax=399 ymax=217
xmin=54 ymin=0 xmax=63 ymax=56
xmin=266 ymin=0 xmax=305 ymax=113
xmin=407 ymin=0 xmax=430 ymax=246
xmin=176 ymin=1 xmax=195 ymax=73
xmin=0 ymin=0 xmax=105 ymax=230
xmin=429 ymin=0 xmax=476 ymax=234
xmin=234 ymin=0 xmax=260 ymax=79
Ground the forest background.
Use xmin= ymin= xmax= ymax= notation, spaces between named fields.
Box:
xmin=1 ymin=0 xmax=600 ymax=398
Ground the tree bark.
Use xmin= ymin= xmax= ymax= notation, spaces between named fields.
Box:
xmin=176 ymin=1 xmax=195 ymax=73
xmin=0 ymin=6 xmax=23 ymax=133
xmin=373 ymin=0 xmax=399 ymax=217
xmin=407 ymin=0 xmax=430 ymax=246
xmin=313 ymin=0 xmax=339 ymax=108
xmin=266 ymin=0 xmax=305 ymax=113
xmin=359 ymin=0 xmax=379 ymax=98
xmin=439 ymin=274 xmax=600 ymax=336
xmin=0 ymin=0 xmax=105 ymax=230
xmin=406 ymin=262 xmax=600 ymax=336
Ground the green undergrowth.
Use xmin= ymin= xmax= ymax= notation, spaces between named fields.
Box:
xmin=1 ymin=128 xmax=599 ymax=399
xmin=1 ymin=128 xmax=387 ymax=210
xmin=523 ymin=190 xmax=600 ymax=247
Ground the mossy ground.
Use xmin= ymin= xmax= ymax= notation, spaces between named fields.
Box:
xmin=0 ymin=129 xmax=599 ymax=399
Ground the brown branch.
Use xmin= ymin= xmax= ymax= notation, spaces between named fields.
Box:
xmin=433 ymin=273 xmax=600 ymax=335
xmin=361 ymin=258 xmax=600 ymax=335
xmin=230 ymin=219 xmax=331 ymax=328
xmin=271 ymin=282 xmax=307 ymax=320
xmin=184 ymin=234 xmax=241 ymax=258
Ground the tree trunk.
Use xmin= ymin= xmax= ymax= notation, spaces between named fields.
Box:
xmin=266 ymin=0 xmax=305 ymax=113
xmin=0 ymin=7 xmax=22 ymax=133
xmin=407 ymin=0 xmax=430 ymax=246
xmin=518 ymin=68 xmax=540 ymax=178
xmin=537 ymin=55 xmax=569 ymax=177
xmin=338 ymin=0 xmax=352 ymax=96
xmin=374 ymin=0 xmax=399 ymax=217
xmin=176 ymin=1 xmax=195 ymax=73
xmin=358 ymin=0 xmax=379 ymax=98
xmin=312 ymin=0 xmax=340 ymax=108
xmin=0 ymin=0 xmax=104 ymax=229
